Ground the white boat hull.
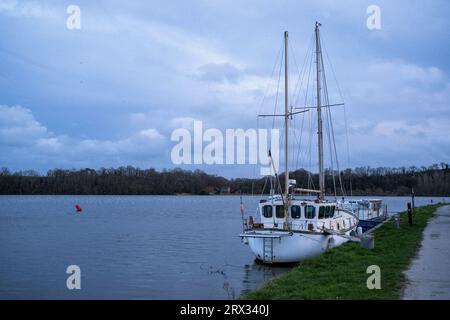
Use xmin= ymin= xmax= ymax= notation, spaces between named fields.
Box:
xmin=245 ymin=229 xmax=354 ymax=263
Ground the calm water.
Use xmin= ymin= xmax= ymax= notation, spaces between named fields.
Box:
xmin=0 ymin=195 xmax=446 ymax=299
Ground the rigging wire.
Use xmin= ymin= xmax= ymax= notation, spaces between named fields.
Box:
xmin=273 ymin=46 xmax=284 ymax=130
xmin=289 ymin=37 xmax=313 ymax=178
xmin=269 ymin=42 xmax=285 ymax=196
xmin=260 ymin=175 xmax=269 ymax=198
xmin=252 ymin=40 xmax=283 ymax=196
xmin=290 ymin=35 xmax=314 ymax=108
xmin=326 ymin=53 xmax=346 ymax=197
xmin=321 ymin=55 xmax=338 ymax=198
xmin=291 ymin=35 xmax=314 ymax=172
xmin=322 ymin=37 xmax=353 ymax=196
xmin=307 ymin=84 xmax=315 ymax=196
xmin=257 ymin=41 xmax=284 ymax=118
xmin=303 ymin=47 xmax=316 ymax=198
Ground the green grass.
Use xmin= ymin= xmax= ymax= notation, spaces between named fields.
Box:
xmin=242 ymin=203 xmax=447 ymax=300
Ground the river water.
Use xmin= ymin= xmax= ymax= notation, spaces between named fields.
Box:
xmin=0 ymin=195 xmax=446 ymax=299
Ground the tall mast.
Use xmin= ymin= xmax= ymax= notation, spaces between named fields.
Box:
xmin=315 ymin=22 xmax=325 ymax=200
xmin=284 ymin=31 xmax=290 ymax=229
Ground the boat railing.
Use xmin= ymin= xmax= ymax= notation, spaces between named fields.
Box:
xmin=291 ymin=219 xmax=316 ymax=231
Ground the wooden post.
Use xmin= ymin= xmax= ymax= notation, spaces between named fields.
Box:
xmin=411 ymin=188 xmax=415 ymax=211
xmin=394 ymin=214 xmax=400 ymax=229
xmin=407 ymin=202 xmax=413 ymax=225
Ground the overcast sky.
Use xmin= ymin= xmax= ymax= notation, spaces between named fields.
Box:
xmin=0 ymin=0 xmax=449 ymax=178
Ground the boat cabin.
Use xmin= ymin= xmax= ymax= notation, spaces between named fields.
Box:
xmin=255 ymin=197 xmax=355 ymax=232
xmin=341 ymin=199 xmax=385 ymax=220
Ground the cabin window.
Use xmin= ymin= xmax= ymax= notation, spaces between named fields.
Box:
xmin=305 ymin=205 xmax=315 ymax=219
xmin=330 ymin=206 xmax=335 ymax=217
xmin=291 ymin=205 xmax=301 ymax=219
xmin=324 ymin=206 xmax=331 ymax=218
xmin=275 ymin=205 xmax=285 ymax=218
xmin=319 ymin=206 xmax=325 ymax=219
xmin=262 ymin=205 xmax=272 ymax=218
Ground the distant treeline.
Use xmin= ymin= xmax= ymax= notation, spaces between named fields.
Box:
xmin=0 ymin=164 xmax=449 ymax=196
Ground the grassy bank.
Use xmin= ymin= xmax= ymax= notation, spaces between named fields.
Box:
xmin=242 ymin=203 xmax=447 ymax=299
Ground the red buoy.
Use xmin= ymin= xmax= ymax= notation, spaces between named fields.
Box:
xmin=75 ymin=204 xmax=82 ymax=213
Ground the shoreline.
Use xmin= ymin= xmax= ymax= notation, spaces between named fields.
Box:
xmin=0 ymin=193 xmax=448 ymax=197
xmin=241 ymin=203 xmax=448 ymax=299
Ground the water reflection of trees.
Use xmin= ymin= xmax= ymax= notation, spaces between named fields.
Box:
xmin=241 ymin=260 xmax=294 ymax=296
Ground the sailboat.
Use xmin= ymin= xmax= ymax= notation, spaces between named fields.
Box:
xmin=240 ymin=22 xmax=359 ymax=264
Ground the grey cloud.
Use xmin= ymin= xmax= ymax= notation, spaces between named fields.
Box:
xmin=194 ymin=63 xmax=243 ymax=83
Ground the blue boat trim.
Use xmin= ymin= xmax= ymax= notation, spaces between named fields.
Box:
xmin=358 ymin=216 xmax=387 ymax=233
